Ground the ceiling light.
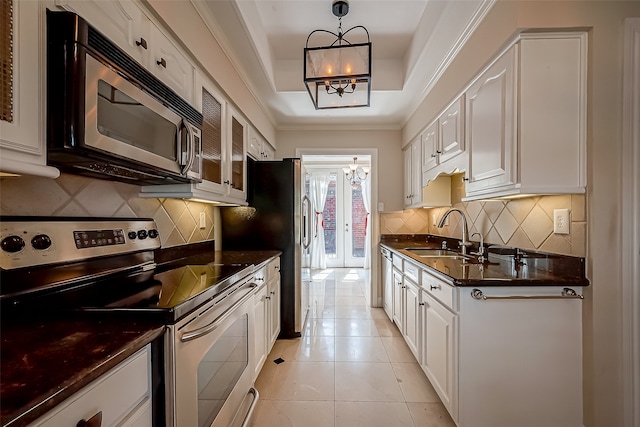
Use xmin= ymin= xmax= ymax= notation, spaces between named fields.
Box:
xmin=304 ymin=0 xmax=371 ymax=109
xmin=343 ymin=157 xmax=369 ymax=189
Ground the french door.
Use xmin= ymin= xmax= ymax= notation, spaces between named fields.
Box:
xmin=322 ymin=170 xmax=368 ymax=268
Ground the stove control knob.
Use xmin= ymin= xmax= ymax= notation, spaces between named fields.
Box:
xmin=128 ymin=231 xmax=138 ymax=240
xmin=137 ymin=229 xmax=148 ymax=240
xmin=31 ymin=234 xmax=52 ymax=250
xmin=148 ymin=229 xmax=159 ymax=239
xmin=1 ymin=235 xmax=26 ymax=253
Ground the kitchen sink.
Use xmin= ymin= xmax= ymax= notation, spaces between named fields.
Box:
xmin=404 ymin=248 xmax=472 ymax=260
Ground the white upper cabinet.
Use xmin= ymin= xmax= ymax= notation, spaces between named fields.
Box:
xmin=421 ymin=121 xmax=439 ymax=172
xmin=54 ymin=0 xmax=194 ymax=102
xmin=148 ymin=22 xmax=194 ymax=101
xmin=140 ymin=71 xmax=247 ymax=205
xmin=403 ymin=137 xmax=423 ymax=208
xmin=226 ymin=106 xmax=248 ymax=202
xmin=54 ymin=0 xmax=145 ymax=64
xmin=464 ymin=45 xmax=518 ymax=197
xmin=0 ymin=0 xmax=59 ymax=178
xmin=464 ymin=32 xmax=587 ymax=200
xmin=248 ymin=126 xmax=276 ymax=161
xmin=422 ymin=95 xmax=465 ymax=181
xmin=438 ymin=95 xmax=465 ymax=164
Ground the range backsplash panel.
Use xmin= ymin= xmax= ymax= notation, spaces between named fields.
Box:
xmin=0 ymin=173 xmax=216 ymax=248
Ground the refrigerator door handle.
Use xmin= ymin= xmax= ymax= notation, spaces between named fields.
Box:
xmin=302 ymin=195 xmax=312 ymax=249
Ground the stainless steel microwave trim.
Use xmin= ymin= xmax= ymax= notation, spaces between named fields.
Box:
xmin=84 ymin=56 xmax=187 ymax=177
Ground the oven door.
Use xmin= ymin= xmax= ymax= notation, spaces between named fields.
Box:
xmin=84 ymin=54 xmax=198 ymax=177
xmin=169 ymin=276 xmax=258 ymax=427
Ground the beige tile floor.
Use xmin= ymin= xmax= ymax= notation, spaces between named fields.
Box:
xmin=250 ymin=268 xmax=456 ymax=427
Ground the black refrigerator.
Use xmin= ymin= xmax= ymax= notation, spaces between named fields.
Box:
xmin=220 ymin=158 xmax=311 ymax=339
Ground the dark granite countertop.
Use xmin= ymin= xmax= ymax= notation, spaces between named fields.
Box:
xmin=0 ymin=313 xmax=165 ymax=426
xmin=381 ymin=234 xmax=589 ymax=287
xmin=0 ymin=246 xmax=281 ymax=426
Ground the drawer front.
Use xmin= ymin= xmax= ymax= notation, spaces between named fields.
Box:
xmin=33 ymin=346 xmax=151 ymax=427
xmin=422 ymin=271 xmax=456 ymax=311
xmin=392 ymin=254 xmax=403 ymax=270
xmin=403 ymin=261 xmax=420 ymax=284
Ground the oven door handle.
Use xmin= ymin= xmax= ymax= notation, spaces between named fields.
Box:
xmin=180 ymin=283 xmax=257 ymax=342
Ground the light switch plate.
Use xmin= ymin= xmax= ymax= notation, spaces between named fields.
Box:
xmin=553 ymin=209 xmax=570 ymax=234
xmin=199 ymin=212 xmax=206 ymax=229
xmin=378 ymin=202 xmax=384 ymax=212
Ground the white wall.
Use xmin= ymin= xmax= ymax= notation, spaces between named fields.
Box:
xmin=276 ymin=129 xmax=404 ymax=213
xmin=403 ymin=2 xmax=640 ymax=425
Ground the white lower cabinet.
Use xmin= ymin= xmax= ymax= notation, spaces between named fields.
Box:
xmin=391 ymin=268 xmax=404 ymax=333
xmin=456 ymin=285 xmax=583 ymax=427
xmin=414 ymin=266 xmax=584 ymax=427
xmin=31 ymin=346 xmax=152 ymax=427
xmin=252 ymin=257 xmax=281 ymax=380
xmin=403 ymin=278 xmax=421 ymax=360
xmin=381 ymin=249 xmax=393 ymax=320
xmin=420 ymin=290 xmax=457 ymax=417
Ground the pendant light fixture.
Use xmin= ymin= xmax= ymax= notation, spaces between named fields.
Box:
xmin=343 ymin=157 xmax=369 ymax=189
xmin=304 ymin=0 xmax=371 ymax=109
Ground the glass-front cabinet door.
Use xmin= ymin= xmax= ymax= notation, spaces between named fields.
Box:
xmin=227 ymin=106 xmax=247 ymax=201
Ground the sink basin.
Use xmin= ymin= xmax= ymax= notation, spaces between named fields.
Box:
xmin=404 ymin=248 xmax=472 ymax=260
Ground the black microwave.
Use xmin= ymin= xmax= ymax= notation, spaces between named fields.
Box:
xmin=46 ymin=11 xmax=202 ymax=185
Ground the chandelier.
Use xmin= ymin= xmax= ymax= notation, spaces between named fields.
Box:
xmin=304 ymin=0 xmax=371 ymax=109
xmin=343 ymin=157 xmax=369 ymax=189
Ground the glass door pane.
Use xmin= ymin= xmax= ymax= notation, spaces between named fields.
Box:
xmin=323 ymin=173 xmax=338 ymax=260
xmin=350 ymin=183 xmax=367 ymax=259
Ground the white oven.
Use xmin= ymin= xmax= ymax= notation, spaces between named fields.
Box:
xmin=166 ymin=274 xmax=258 ymax=427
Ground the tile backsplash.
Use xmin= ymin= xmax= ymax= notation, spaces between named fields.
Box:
xmin=0 ymin=174 xmax=216 ymax=248
xmin=380 ymin=175 xmax=586 ymax=257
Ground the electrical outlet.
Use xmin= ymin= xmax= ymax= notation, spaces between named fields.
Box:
xmin=432 ymin=214 xmax=437 ymax=226
xmin=199 ymin=212 xmax=206 ymax=229
xmin=553 ymin=209 xmax=570 ymax=234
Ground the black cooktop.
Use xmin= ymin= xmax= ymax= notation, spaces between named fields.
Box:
xmin=1 ymin=239 xmax=256 ymax=323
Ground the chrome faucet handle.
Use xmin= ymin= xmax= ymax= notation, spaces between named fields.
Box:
xmin=471 ymin=232 xmax=485 ymax=254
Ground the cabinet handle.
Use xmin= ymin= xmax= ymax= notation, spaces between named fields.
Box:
xmin=462 ymin=177 xmax=469 ymax=182
xmin=224 ymin=180 xmax=230 ymax=185
xmin=265 ymin=296 xmax=271 ymax=300
xmin=430 ymin=285 xmax=441 ymax=291
xmin=270 ymin=291 xmax=276 ymax=295
xmin=157 ymin=57 xmax=167 ymax=68
xmin=419 ymin=302 xmax=425 ymax=306
xmin=436 ymin=150 xmax=442 ymax=154
xmin=430 ymin=154 xmax=437 ymax=158
xmin=77 ymin=411 xmax=102 ymax=427
xmin=135 ymin=37 xmax=147 ymax=49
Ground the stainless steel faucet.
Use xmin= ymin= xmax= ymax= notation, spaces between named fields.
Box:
xmin=437 ymin=208 xmax=473 ymax=255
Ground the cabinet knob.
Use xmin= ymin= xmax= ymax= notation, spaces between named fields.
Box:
xmin=157 ymin=58 xmax=167 ymax=68
xmin=270 ymin=291 xmax=276 ymax=295
xmin=135 ymin=37 xmax=147 ymax=49
xmin=265 ymin=296 xmax=271 ymax=300
xmin=436 ymin=150 xmax=442 ymax=154
xmin=430 ymin=285 xmax=441 ymax=291
xmin=224 ymin=180 xmax=230 ymax=185
xmin=77 ymin=411 xmax=102 ymax=427
xmin=430 ymin=154 xmax=437 ymax=158
xmin=462 ymin=177 xmax=469 ymax=182
xmin=419 ymin=302 xmax=425 ymax=306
